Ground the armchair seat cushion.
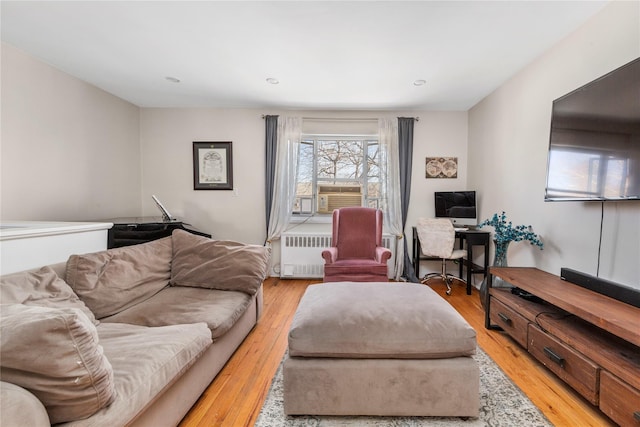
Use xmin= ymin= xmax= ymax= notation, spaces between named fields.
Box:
xmin=324 ymin=259 xmax=388 ymax=276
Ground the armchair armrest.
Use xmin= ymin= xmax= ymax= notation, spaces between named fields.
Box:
xmin=375 ymin=247 xmax=392 ymax=263
xmin=322 ymin=248 xmax=338 ymax=264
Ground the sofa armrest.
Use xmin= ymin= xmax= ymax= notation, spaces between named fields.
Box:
xmin=0 ymin=381 xmax=50 ymax=427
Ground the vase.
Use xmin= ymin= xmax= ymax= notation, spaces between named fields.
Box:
xmin=479 ymin=240 xmax=511 ymax=310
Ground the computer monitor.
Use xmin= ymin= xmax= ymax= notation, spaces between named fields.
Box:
xmin=434 ymin=191 xmax=477 ymax=227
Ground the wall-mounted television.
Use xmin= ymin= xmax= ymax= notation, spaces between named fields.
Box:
xmin=434 ymin=191 xmax=477 ymax=226
xmin=545 ymin=57 xmax=640 ymax=202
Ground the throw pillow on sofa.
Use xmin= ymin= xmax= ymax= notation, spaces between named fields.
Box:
xmin=66 ymin=237 xmax=172 ymax=319
xmin=0 ymin=266 xmax=98 ymax=325
xmin=170 ymin=229 xmax=271 ymax=295
xmin=0 ymin=304 xmax=115 ymax=424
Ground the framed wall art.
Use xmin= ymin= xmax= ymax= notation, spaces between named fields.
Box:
xmin=193 ymin=141 xmax=233 ymax=190
xmin=426 ymin=157 xmax=458 ymax=179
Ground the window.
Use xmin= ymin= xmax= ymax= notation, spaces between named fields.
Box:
xmin=292 ymin=135 xmax=380 ymax=215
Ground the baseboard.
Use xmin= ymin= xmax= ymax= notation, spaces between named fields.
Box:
xmin=560 ymin=268 xmax=640 ymax=309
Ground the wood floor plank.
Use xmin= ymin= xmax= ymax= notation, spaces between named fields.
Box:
xmin=179 ymin=278 xmax=614 ymax=427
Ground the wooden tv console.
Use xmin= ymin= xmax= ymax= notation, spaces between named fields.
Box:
xmin=485 ymin=267 xmax=640 ymax=427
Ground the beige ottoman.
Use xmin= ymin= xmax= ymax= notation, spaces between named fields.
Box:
xmin=283 ymin=282 xmax=479 ymax=417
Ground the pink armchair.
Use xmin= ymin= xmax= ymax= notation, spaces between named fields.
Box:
xmin=321 ymin=207 xmax=392 ymax=282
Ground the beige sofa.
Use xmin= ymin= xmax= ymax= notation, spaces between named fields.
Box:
xmin=0 ymin=229 xmax=270 ymax=427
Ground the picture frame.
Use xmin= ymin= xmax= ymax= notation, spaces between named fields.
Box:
xmin=425 ymin=156 xmax=458 ymax=179
xmin=193 ymin=141 xmax=233 ymax=190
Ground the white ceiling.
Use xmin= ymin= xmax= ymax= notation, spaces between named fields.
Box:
xmin=1 ymin=1 xmax=609 ymax=111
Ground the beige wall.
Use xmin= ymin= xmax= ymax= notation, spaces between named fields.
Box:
xmin=139 ymin=108 xmax=267 ymax=244
xmin=468 ymin=0 xmax=639 ymax=287
xmin=138 ymin=109 xmax=470 ymax=252
xmin=1 ymin=43 xmax=141 ymax=221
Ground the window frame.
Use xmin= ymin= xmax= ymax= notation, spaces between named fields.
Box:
xmin=292 ymin=133 xmax=380 ymax=221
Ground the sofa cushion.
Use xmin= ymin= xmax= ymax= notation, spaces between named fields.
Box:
xmin=100 ymin=286 xmax=253 ymax=339
xmin=65 ymin=237 xmax=172 ymax=319
xmin=170 ymin=229 xmax=270 ymax=296
xmin=288 ymin=282 xmax=477 ymax=359
xmin=0 ymin=266 xmax=98 ymax=325
xmin=57 ymin=322 xmax=212 ymax=427
xmin=0 ymin=304 xmax=115 ymax=424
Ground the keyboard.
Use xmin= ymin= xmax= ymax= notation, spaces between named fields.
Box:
xmin=454 ymin=227 xmax=469 ymax=232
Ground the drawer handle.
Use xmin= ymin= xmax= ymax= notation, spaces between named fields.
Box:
xmin=498 ymin=312 xmax=512 ymax=324
xmin=634 ymin=411 xmax=640 ymax=421
xmin=543 ymin=347 xmax=565 ymax=368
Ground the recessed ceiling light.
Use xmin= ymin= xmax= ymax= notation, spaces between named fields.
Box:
xmin=413 ymin=79 xmax=427 ymax=86
xmin=266 ymin=77 xmax=279 ymax=85
xmin=165 ymin=76 xmax=181 ymax=83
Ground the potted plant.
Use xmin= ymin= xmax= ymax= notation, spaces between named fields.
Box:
xmin=477 ymin=211 xmax=543 ymax=308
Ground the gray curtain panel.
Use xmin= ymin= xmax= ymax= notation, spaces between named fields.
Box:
xmin=398 ymin=117 xmax=419 ymax=282
xmin=264 ymin=115 xmax=278 ymax=236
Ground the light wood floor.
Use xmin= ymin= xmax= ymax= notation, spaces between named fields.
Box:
xmin=178 ymin=278 xmax=615 ymax=427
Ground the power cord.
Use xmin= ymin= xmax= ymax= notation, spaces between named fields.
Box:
xmin=534 ymin=311 xmax=573 ymax=333
xmin=597 ymin=201 xmax=604 ymax=277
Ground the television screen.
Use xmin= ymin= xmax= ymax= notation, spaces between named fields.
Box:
xmin=545 ymin=57 xmax=640 ymax=201
xmin=434 ymin=191 xmax=477 ymax=226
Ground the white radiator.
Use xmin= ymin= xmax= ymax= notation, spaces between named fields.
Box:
xmin=280 ymin=231 xmax=397 ymax=279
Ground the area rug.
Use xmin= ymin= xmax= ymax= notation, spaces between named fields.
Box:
xmin=255 ymin=348 xmax=552 ymax=427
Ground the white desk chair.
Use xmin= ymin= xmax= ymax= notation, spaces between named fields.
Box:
xmin=416 ymin=217 xmax=467 ymax=295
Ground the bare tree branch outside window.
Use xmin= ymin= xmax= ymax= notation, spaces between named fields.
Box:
xmin=293 ymin=136 xmax=380 ymax=214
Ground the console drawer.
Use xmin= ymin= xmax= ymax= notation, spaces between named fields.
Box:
xmin=489 ymin=297 xmax=529 ymax=348
xmin=528 ymin=324 xmax=599 ymax=405
xmin=600 ymin=370 xmax=640 ymax=427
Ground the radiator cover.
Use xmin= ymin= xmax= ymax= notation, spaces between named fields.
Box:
xmin=280 ymin=231 xmax=396 ymax=278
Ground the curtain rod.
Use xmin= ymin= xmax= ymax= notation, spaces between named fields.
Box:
xmin=261 ymin=115 xmax=419 ymax=121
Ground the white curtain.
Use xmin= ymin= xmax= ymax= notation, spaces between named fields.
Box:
xmin=266 ymin=116 xmax=303 ymax=243
xmin=378 ymin=118 xmax=404 ymax=280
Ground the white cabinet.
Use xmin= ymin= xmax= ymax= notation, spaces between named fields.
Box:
xmin=0 ymin=221 xmax=112 ymax=274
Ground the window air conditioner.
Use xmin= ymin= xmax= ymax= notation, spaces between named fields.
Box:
xmin=317 ymin=184 xmax=362 ymax=213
